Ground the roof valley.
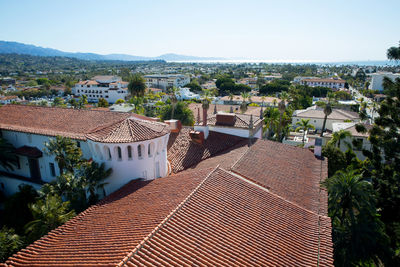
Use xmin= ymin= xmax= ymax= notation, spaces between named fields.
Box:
xmin=117 ymin=166 xmax=221 ymax=267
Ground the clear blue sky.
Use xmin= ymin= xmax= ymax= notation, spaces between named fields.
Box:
xmin=0 ymin=0 xmax=399 ymax=61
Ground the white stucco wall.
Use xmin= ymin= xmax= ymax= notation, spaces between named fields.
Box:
xmin=87 ymin=133 xmax=170 ymax=194
xmin=292 ymin=117 xmax=358 ymax=131
xmin=0 ymin=176 xmax=42 ymax=197
xmin=1 ymin=129 xmax=170 ymax=196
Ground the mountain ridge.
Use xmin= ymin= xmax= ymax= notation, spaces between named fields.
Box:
xmin=0 ymin=41 xmax=224 ymax=62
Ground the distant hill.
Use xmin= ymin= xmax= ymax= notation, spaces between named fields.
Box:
xmin=0 ymin=41 xmax=224 ymax=62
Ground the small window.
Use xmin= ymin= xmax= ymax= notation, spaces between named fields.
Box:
xmin=127 ymin=146 xmax=132 ymax=159
xmin=138 ymin=144 xmax=143 ymax=159
xmin=117 ymin=147 xmax=122 ymax=160
xmin=49 ymin=163 xmax=56 ymax=176
xmin=76 ymin=141 xmax=80 ymax=148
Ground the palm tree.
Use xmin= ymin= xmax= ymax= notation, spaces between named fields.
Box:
xmin=320 ymin=103 xmax=332 ymax=137
xmin=0 ymin=137 xmax=18 ymax=171
xmin=387 ymin=41 xmax=400 ymax=61
xmin=261 ymin=95 xmax=266 ymax=107
xmin=276 ymin=99 xmax=286 ymax=142
xmin=128 ymin=73 xmax=146 ymax=98
xmin=81 ymin=162 xmax=112 ymax=205
xmin=328 ymin=130 xmax=352 ymax=149
xmin=228 ymin=93 xmax=234 ymax=103
xmin=263 ymin=107 xmax=280 ymax=140
xmin=240 ymin=91 xmax=249 ymax=114
xmin=201 ymin=89 xmax=212 ymax=111
xmin=25 ymin=195 xmax=75 ymax=243
xmin=295 ymin=119 xmax=315 ymax=144
xmin=44 ymin=136 xmax=83 ymax=175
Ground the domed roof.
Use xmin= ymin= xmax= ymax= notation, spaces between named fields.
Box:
xmin=86 ymin=117 xmax=169 ymax=143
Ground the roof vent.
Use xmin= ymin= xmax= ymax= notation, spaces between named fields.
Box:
xmin=189 ymin=130 xmax=205 ymax=145
xmin=216 ymin=113 xmax=236 ymax=126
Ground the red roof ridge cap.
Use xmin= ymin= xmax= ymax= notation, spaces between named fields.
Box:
xmin=117 ymin=165 xmax=221 ymax=267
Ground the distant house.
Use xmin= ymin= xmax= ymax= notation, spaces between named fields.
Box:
xmin=144 ymin=74 xmax=190 ymax=90
xmin=0 ymin=95 xmax=19 ymax=104
xmin=72 ymin=75 xmax=129 ymax=104
xmin=368 ymin=72 xmax=400 ymax=91
xmin=0 ymin=77 xmax=16 ymax=86
xmin=324 ymin=122 xmax=371 ymax=160
xmin=176 ymin=87 xmax=200 ymax=100
xmin=300 ymin=78 xmax=346 ymax=90
xmin=292 ymin=105 xmax=360 ymax=132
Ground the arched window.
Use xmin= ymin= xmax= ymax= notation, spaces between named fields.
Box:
xmin=127 ymin=146 xmax=132 ymax=160
xmin=117 ymin=146 xmax=122 ymax=160
xmin=148 ymin=142 xmax=154 ymax=157
xmin=138 ymin=144 xmax=143 ymax=159
xmin=104 ymin=146 xmax=111 ymax=160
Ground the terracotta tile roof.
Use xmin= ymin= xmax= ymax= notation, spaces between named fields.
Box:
xmin=0 ymin=105 xmax=165 ymax=142
xmin=87 ymin=117 xmax=169 ymax=143
xmin=124 ymin=168 xmax=333 ymax=266
xmin=167 ymin=128 xmax=246 ymax=173
xmin=5 ymin=168 xmax=213 ymax=267
xmin=231 ymin=139 xmax=329 ymax=216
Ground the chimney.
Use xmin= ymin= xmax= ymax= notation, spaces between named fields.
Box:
xmin=203 ymin=106 xmax=207 ymax=126
xmin=164 ymin=119 xmax=182 ymax=133
xmin=314 ymin=138 xmax=322 ymax=158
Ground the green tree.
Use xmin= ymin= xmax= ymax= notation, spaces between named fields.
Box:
xmin=25 ymin=195 xmax=75 ymax=243
xmin=114 ymin=99 xmax=125 ymax=104
xmin=295 ymin=119 xmax=315 ymax=144
xmin=328 ymin=130 xmax=351 ymax=148
xmin=0 ymin=137 xmax=18 ymax=171
xmin=80 ymin=162 xmax=112 ymax=205
xmin=78 ymin=95 xmax=88 ymax=109
xmin=263 ymin=107 xmax=280 ymax=139
xmin=159 ymin=101 xmax=194 ymax=126
xmin=3 ymin=185 xmax=39 ymax=234
xmin=128 ymin=73 xmax=146 ymax=98
xmin=323 ymin=169 xmax=390 ymax=266
xmin=52 ymin=97 xmax=64 ymax=107
xmin=44 ymin=136 xmax=83 ymax=175
xmin=387 ymin=41 xmax=400 ymax=61
xmin=97 ymin=98 xmax=109 ymax=108
xmin=359 ymin=76 xmax=400 ymax=262
xmin=240 ymin=91 xmax=249 ymax=113
xmin=0 ymin=227 xmax=24 ymax=262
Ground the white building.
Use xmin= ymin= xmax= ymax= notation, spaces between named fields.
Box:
xmin=176 ymin=87 xmax=200 ymax=100
xmin=144 ymin=74 xmax=190 ymax=90
xmin=0 ymin=95 xmax=19 ymax=105
xmin=292 ymin=105 xmax=360 ymax=132
xmin=0 ymin=105 xmax=170 ymax=196
xmin=300 ymin=78 xmax=346 ymax=90
xmin=324 ymin=122 xmax=371 ymax=160
xmin=368 ymin=72 xmax=400 ymax=91
xmin=72 ymin=75 xmax=129 ymax=104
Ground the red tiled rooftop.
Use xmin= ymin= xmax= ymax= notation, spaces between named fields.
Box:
xmin=167 ymin=128 xmax=246 ymax=173
xmin=124 ymin=168 xmax=333 ymax=266
xmin=231 ymin=139 xmax=328 ymax=215
xmin=87 ymin=117 xmax=169 ymax=143
xmin=5 ymin=168 xmax=212 ymax=266
xmin=0 ymin=105 xmax=165 ymax=142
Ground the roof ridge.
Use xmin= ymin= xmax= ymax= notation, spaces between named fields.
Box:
xmin=117 ymin=165 xmax=221 ymax=267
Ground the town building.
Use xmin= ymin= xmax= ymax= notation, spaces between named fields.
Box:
xmin=144 ymin=74 xmax=190 ymax=90
xmin=300 ymin=78 xmax=346 ymax=89
xmin=292 ymin=105 xmax=360 ymax=132
xmin=0 ymin=95 xmax=19 ymax=105
xmin=0 ymin=105 xmax=170 ymax=195
xmin=368 ymin=72 xmax=400 ymax=91
xmin=0 ymin=77 xmax=16 ymax=86
xmin=324 ymin=122 xmax=371 ymax=160
xmin=175 ymin=87 xmax=200 ymax=100
xmin=72 ymin=75 xmax=129 ymax=104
